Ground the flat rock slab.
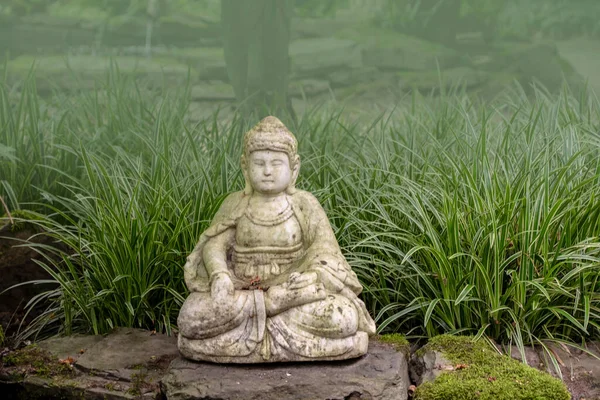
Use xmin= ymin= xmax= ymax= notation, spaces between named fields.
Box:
xmin=161 ymin=341 xmax=410 ymax=400
xmin=74 ymin=328 xmax=179 ymax=380
xmin=3 ymin=328 xmax=179 ymax=399
xmin=3 ymin=330 xmax=409 ymax=400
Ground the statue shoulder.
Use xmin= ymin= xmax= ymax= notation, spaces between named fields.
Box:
xmin=220 ymin=190 xmax=247 ymax=208
xmin=290 ymin=190 xmax=325 ymax=211
xmin=212 ymin=190 xmax=248 ymax=222
xmin=290 ymin=190 xmax=329 ymax=226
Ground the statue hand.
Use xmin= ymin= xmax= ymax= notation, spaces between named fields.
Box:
xmin=286 ymin=271 xmax=319 ymax=290
xmin=210 ymin=272 xmax=234 ymax=304
xmin=265 ymin=282 xmax=326 ymax=316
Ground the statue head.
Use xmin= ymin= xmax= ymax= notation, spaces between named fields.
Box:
xmin=241 ymin=116 xmax=300 ymax=195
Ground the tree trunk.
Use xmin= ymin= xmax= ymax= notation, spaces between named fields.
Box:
xmin=221 ymin=0 xmax=295 ymax=120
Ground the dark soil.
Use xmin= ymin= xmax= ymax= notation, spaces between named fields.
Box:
xmin=0 ymin=226 xmax=57 ymax=339
xmin=550 ymin=343 xmax=600 ymax=400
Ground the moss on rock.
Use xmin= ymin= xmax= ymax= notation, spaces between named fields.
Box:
xmin=1 ymin=209 xmax=43 ymax=233
xmin=2 ymin=345 xmax=74 ymax=380
xmin=415 ymin=335 xmax=570 ymax=400
xmin=378 ymin=333 xmax=410 ymax=354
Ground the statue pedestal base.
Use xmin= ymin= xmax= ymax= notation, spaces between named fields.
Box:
xmin=178 ymin=331 xmax=370 ymax=363
xmin=161 ymin=340 xmax=411 ymax=400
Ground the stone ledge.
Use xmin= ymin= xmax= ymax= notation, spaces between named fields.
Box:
xmin=1 ymin=329 xmax=410 ymax=400
xmin=161 ymin=341 xmax=410 ymax=400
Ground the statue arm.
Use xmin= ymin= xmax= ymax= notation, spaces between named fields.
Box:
xmin=183 ymin=191 xmax=246 ymax=292
xmin=202 ymin=228 xmax=235 ymax=280
xmin=297 ymin=195 xmax=363 ymax=295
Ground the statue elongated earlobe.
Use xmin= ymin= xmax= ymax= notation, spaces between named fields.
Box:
xmin=286 ymin=155 xmax=300 ymax=194
xmin=241 ymin=155 xmax=253 ymax=195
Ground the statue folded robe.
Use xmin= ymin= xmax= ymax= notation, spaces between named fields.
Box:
xmin=178 ymin=190 xmax=376 ymax=363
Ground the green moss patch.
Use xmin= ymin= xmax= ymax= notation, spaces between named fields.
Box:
xmin=415 ymin=335 xmax=570 ymax=400
xmin=1 ymin=209 xmax=43 ymax=233
xmin=378 ymin=333 xmax=410 ymax=353
xmin=1 ymin=345 xmax=74 ymax=380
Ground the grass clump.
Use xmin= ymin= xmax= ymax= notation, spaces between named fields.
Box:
xmin=3 ymin=66 xmax=598 ymax=361
xmin=415 ymin=335 xmax=570 ymax=400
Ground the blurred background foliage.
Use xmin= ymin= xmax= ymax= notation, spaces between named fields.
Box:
xmin=2 ymin=0 xmax=599 ymax=39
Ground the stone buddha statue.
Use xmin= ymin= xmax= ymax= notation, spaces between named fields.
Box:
xmin=177 ymin=116 xmax=376 ymax=363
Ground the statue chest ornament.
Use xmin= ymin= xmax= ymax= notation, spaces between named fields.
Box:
xmin=233 ymin=203 xmax=304 ymax=282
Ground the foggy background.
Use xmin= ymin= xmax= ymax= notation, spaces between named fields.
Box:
xmin=1 ymin=0 xmax=599 ymax=121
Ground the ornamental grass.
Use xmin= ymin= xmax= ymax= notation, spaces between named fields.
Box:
xmin=1 ymin=71 xmax=598 ymax=371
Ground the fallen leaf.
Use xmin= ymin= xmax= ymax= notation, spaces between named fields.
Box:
xmin=455 ymin=363 xmax=468 ymax=370
xmin=59 ymin=356 xmax=75 ymax=366
xmin=549 ymin=347 xmax=566 ymax=367
xmin=487 ymin=376 xmax=497 ymax=382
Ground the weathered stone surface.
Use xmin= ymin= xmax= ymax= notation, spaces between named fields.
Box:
xmin=328 ymin=67 xmax=380 ymax=88
xmin=336 ymin=27 xmax=463 ymax=72
xmin=495 ymin=343 xmax=600 ymax=399
xmin=543 ymin=342 xmax=600 ymax=400
xmin=412 ymin=336 xmax=571 ymax=400
xmin=292 ymin=17 xmax=358 ymax=40
xmin=191 ymin=82 xmax=235 ymax=101
xmin=507 ymin=42 xmax=581 ymax=91
xmin=161 ymin=341 xmax=410 ymax=400
xmin=290 ymin=38 xmax=362 ymax=77
xmin=37 ymin=334 xmax=105 ymax=363
xmin=192 ymin=79 xmax=331 ymax=101
xmin=498 ymin=343 xmax=600 ymax=400
xmin=1 ymin=328 xmax=178 ymax=399
xmin=75 ymin=328 xmax=179 ymax=380
xmin=169 ymin=47 xmax=227 ymax=81
xmin=488 ymin=41 xmax=584 ymax=93
xmin=409 ymin=349 xmax=452 ymax=386
xmin=557 ymin=38 xmax=600 ymax=95
xmin=288 ymin=79 xmax=331 ymax=97
xmin=177 ymin=116 xmax=376 ymax=363
xmin=398 ymin=67 xmax=489 ymax=92
xmin=3 ymin=55 xmax=193 ymax=92
xmin=2 ymin=331 xmax=411 ymax=400
xmin=498 ymin=344 xmax=542 ymax=369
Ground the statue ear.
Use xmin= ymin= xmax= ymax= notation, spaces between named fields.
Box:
xmin=287 ymin=155 xmax=300 ymax=194
xmin=292 ymin=155 xmax=300 ymax=179
xmin=241 ymin=155 xmax=252 ymax=195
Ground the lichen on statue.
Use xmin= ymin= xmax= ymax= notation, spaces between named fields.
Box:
xmin=177 ymin=116 xmax=376 ymax=363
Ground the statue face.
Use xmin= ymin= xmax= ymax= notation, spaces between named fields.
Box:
xmin=247 ymin=150 xmax=293 ymax=195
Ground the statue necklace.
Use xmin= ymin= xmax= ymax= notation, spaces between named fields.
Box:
xmin=245 ymin=196 xmax=293 ymax=227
